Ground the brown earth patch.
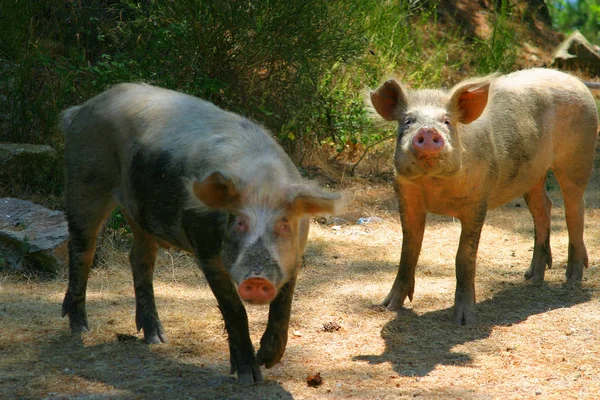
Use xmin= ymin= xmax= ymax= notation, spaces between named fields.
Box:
xmin=2 ymin=162 xmax=600 ymax=399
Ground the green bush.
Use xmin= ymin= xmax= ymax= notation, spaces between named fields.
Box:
xmin=547 ymin=0 xmax=600 ymax=44
xmin=1 ymin=0 xmax=524 ymax=176
xmin=1 ymin=1 xmax=369 ymax=153
xmin=472 ymin=0 xmax=519 ymax=74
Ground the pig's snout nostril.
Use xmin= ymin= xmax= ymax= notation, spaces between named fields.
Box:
xmin=238 ymin=277 xmax=276 ymax=304
xmin=413 ymin=128 xmax=444 ymax=156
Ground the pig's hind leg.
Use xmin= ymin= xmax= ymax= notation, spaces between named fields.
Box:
xmin=126 ymin=217 xmax=167 ymax=344
xmin=523 ymin=176 xmax=553 ymax=282
xmin=553 ymin=166 xmax=591 ymax=283
xmin=62 ymin=194 xmax=116 ymax=333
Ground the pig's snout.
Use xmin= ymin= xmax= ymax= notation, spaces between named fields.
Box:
xmin=412 ymin=128 xmax=445 ymax=157
xmin=238 ymin=278 xmax=276 ymax=304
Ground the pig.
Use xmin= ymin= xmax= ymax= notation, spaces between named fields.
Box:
xmin=60 ymin=83 xmax=345 ymax=383
xmin=370 ymin=68 xmax=598 ymax=324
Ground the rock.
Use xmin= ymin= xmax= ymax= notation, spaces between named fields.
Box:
xmin=0 ymin=198 xmax=68 ymax=277
xmin=0 ymin=143 xmax=60 ymax=193
xmin=552 ymin=30 xmax=600 ymax=76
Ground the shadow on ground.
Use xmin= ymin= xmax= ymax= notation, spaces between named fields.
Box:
xmin=354 ymin=281 xmax=593 ymax=377
xmin=0 ymin=294 xmax=292 ymax=400
xmin=39 ymin=334 xmax=293 ymax=399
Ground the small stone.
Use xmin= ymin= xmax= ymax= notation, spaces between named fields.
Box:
xmin=306 ymin=372 xmax=323 ymax=387
xmin=322 ymin=321 xmax=342 ymax=332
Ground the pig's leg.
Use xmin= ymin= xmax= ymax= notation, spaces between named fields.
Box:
xmin=126 ymin=218 xmax=167 ymax=344
xmin=553 ymin=169 xmax=589 ymax=282
xmin=523 ymin=177 xmax=553 ymax=282
xmin=382 ymin=184 xmax=426 ymax=310
xmin=62 ymin=195 xmax=115 ymax=332
xmin=201 ymin=256 xmax=262 ymax=384
xmin=256 ymin=277 xmax=296 ymax=368
xmin=453 ymin=206 xmax=487 ymax=325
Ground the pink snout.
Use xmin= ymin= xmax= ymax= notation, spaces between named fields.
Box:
xmin=412 ymin=128 xmax=445 ymax=157
xmin=238 ymin=278 xmax=276 ymax=304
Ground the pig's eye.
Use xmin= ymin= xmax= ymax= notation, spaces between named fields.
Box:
xmin=403 ymin=117 xmax=413 ymax=126
xmin=234 ymin=216 xmax=249 ymax=233
xmin=443 ymin=117 xmax=452 ymax=126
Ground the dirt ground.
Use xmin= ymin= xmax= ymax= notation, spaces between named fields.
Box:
xmin=1 ymin=166 xmax=600 ymax=399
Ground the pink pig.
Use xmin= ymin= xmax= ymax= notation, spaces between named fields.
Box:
xmin=371 ymin=68 xmax=598 ymax=324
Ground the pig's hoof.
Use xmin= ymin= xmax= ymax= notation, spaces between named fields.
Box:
xmin=380 ymin=295 xmax=406 ymax=311
xmin=453 ymin=306 xmax=475 ymax=325
xmin=69 ymin=316 xmax=90 ymax=333
xmin=235 ymin=364 xmax=263 ymax=384
xmin=565 ymin=264 xmax=584 ymax=283
xmin=524 ymin=271 xmax=544 ymax=283
xmin=70 ymin=324 xmax=90 ymax=333
xmin=256 ymin=346 xmax=284 ymax=369
xmin=524 ymin=264 xmax=546 ymax=282
xmin=257 ymin=332 xmax=286 ymax=368
xmin=144 ymin=332 xmax=169 ymax=344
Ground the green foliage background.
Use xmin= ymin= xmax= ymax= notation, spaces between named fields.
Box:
xmin=547 ymin=0 xmax=600 ymax=44
xmin=0 ymin=0 xmax=530 ymax=181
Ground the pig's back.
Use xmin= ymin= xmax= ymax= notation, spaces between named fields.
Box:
xmin=72 ymin=83 xmax=299 ymax=183
xmin=474 ymin=69 xmax=598 ymax=208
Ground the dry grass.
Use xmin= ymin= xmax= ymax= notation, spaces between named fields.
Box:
xmin=2 ymin=172 xmax=600 ymax=399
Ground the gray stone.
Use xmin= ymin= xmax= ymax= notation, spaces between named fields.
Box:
xmin=0 ymin=143 xmax=60 ymax=192
xmin=552 ymin=30 xmax=600 ymax=75
xmin=0 ymin=198 xmax=68 ymax=276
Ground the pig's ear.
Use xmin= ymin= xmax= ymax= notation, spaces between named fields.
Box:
xmin=448 ymin=79 xmax=492 ymax=124
xmin=288 ymin=186 xmax=348 ymax=216
xmin=192 ymin=171 xmax=241 ymax=209
xmin=370 ymin=79 xmax=407 ymax=121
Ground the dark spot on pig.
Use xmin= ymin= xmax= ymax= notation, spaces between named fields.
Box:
xmin=66 ymin=216 xmax=95 ymax=252
xmin=182 ymin=209 xmax=227 ymax=260
xmin=82 ymin=171 xmax=101 ymax=185
xmin=230 ymin=239 xmax=283 ymax=283
xmin=130 ymin=148 xmax=185 ymax=240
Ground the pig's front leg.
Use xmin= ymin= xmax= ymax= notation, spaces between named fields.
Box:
xmin=200 ymin=256 xmax=263 ymax=384
xmin=453 ymin=206 xmax=487 ymax=324
xmin=382 ymin=184 xmax=426 ymax=310
xmin=256 ymin=277 xmax=296 ymax=368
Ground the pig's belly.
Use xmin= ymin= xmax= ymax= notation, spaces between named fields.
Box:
xmin=417 ymin=168 xmax=548 ymax=216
